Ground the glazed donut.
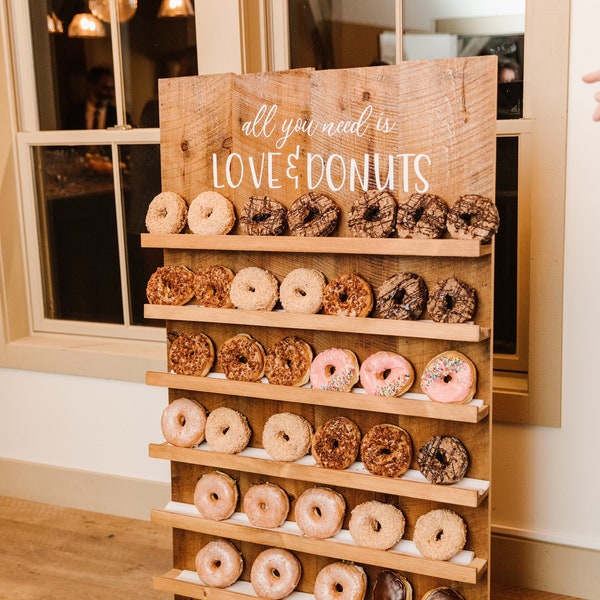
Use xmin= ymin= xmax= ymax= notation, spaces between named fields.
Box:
xmin=422 ymin=587 xmax=466 ymax=600
xmin=195 ymin=539 xmax=243 ymax=588
xmin=420 ymin=351 xmax=477 ymax=404
xmin=240 ymin=196 xmax=287 ymax=236
xmin=372 ymin=571 xmax=412 ymax=600
xmin=310 ymin=348 xmax=360 ymax=393
xmin=314 ymin=562 xmax=367 ymax=600
xmin=413 ymin=509 xmax=467 ymax=561
xmin=187 ymin=191 xmax=235 ymax=235
xmin=375 ymin=272 xmax=428 ymax=321
xmin=217 ymin=334 xmax=266 ymax=382
xmin=294 ymin=487 xmax=346 ymax=539
xmin=262 ymin=412 xmax=313 ymax=462
xmin=348 ymin=501 xmax=405 ymax=550
xmin=145 ymin=191 xmax=188 ymax=234
xmin=205 ymin=407 xmax=251 ymax=454
xmin=168 ymin=333 xmax=215 ymax=377
xmin=250 ymin=548 xmax=302 ymax=600
xmin=322 ymin=273 xmax=373 ymax=318
xmin=230 ymin=267 xmax=279 ymax=311
xmin=396 ymin=193 xmax=448 ymax=239
xmin=194 ymin=265 xmax=235 ymax=308
xmin=348 ymin=189 xmax=398 ymax=238
xmin=193 ymin=471 xmax=238 ymax=521
xmin=359 ymin=351 xmax=414 ymax=397
xmin=160 ymin=397 xmax=207 ymax=447
xmin=427 ymin=277 xmax=477 ymax=324
xmin=279 ymin=268 xmax=326 ymax=314
xmin=146 ymin=265 xmax=196 ymax=305
xmin=360 ymin=424 xmax=413 ymax=478
xmin=311 ymin=416 xmax=361 ymax=470
xmin=418 ymin=435 xmax=469 ymax=485
xmin=264 ymin=336 xmax=313 ymax=387
xmin=287 ymin=192 xmax=340 ymax=237
xmin=446 ymin=194 xmax=500 ymax=243
xmin=243 ymin=483 xmax=290 ymax=529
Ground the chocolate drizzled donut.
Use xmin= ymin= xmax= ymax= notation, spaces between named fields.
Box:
xmin=446 ymin=194 xmax=499 ymax=243
xmin=348 ymin=189 xmax=397 ymax=238
xmin=287 ymin=192 xmax=340 ymax=236
xmin=417 ymin=435 xmax=469 ymax=485
xmin=240 ymin=196 xmax=287 ymax=236
xmin=427 ymin=277 xmax=477 ymax=323
xmin=376 ymin=272 xmax=428 ymax=320
xmin=396 ymin=192 xmax=448 ymax=239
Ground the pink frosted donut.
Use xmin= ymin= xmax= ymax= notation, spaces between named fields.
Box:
xmin=160 ymin=398 xmax=207 ymax=447
xmin=420 ymin=351 xmax=477 ymax=404
xmin=195 ymin=539 xmax=243 ymax=588
xmin=243 ymin=483 xmax=290 ymax=529
xmin=310 ymin=348 xmax=359 ymax=392
xmin=193 ymin=471 xmax=238 ymax=521
xmin=251 ymin=548 xmax=302 ymax=599
xmin=359 ymin=351 xmax=415 ymax=397
xmin=294 ymin=487 xmax=346 ymax=539
xmin=314 ymin=562 xmax=367 ymax=600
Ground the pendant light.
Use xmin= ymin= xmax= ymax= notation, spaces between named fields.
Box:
xmin=89 ymin=0 xmax=138 ymax=23
xmin=157 ymin=0 xmax=194 ymax=18
xmin=67 ymin=12 xmax=106 ymax=38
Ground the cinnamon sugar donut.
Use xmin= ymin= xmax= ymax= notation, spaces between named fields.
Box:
xmin=287 ymin=192 xmax=340 ymax=237
xmin=396 ymin=193 xmax=448 ymax=239
xmin=413 ymin=509 xmax=467 ymax=561
xmin=194 ymin=265 xmax=235 ymax=308
xmin=417 ymin=435 xmax=469 ymax=485
xmin=230 ymin=267 xmax=279 ymax=311
xmin=240 ymin=196 xmax=287 ymax=236
xmin=348 ymin=189 xmax=397 ymax=238
xmin=145 ymin=191 xmax=188 ymax=234
xmin=146 ymin=265 xmax=196 ymax=305
xmin=422 ymin=587 xmax=466 ymax=600
xmin=243 ymin=483 xmax=290 ymax=528
xmin=427 ymin=277 xmax=477 ymax=324
xmin=205 ymin=407 xmax=251 ymax=454
xmin=160 ymin=398 xmax=207 ymax=447
xmin=193 ymin=471 xmax=238 ymax=520
xmin=195 ymin=539 xmax=243 ymax=588
xmin=446 ymin=194 xmax=500 ymax=243
xmin=264 ymin=336 xmax=313 ymax=386
xmin=372 ymin=571 xmax=413 ymax=600
xmin=168 ymin=333 xmax=215 ymax=377
xmin=311 ymin=416 xmax=361 ymax=470
xmin=323 ymin=273 xmax=373 ymax=318
xmin=279 ymin=268 xmax=326 ymax=314
xmin=217 ymin=334 xmax=266 ymax=382
xmin=314 ymin=562 xmax=367 ymax=600
xmin=187 ymin=191 xmax=235 ymax=235
xmin=294 ymin=487 xmax=346 ymax=539
xmin=262 ymin=412 xmax=313 ymax=462
xmin=310 ymin=348 xmax=360 ymax=393
xmin=251 ymin=548 xmax=302 ymax=600
xmin=375 ymin=272 xmax=428 ymax=320
xmin=348 ymin=501 xmax=406 ymax=550
xmin=360 ymin=424 xmax=413 ymax=478
xmin=359 ymin=351 xmax=414 ymax=397
xmin=420 ymin=351 xmax=477 ymax=404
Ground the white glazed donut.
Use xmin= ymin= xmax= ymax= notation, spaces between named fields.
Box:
xmin=294 ymin=487 xmax=346 ymax=539
xmin=359 ymin=351 xmax=414 ymax=397
xmin=145 ymin=191 xmax=188 ymax=234
xmin=160 ymin=397 xmax=207 ymax=447
xmin=243 ymin=483 xmax=290 ymax=529
xmin=250 ymin=548 xmax=302 ymax=599
xmin=193 ymin=471 xmax=238 ymax=521
xmin=195 ymin=538 xmax=243 ymax=588
xmin=314 ymin=562 xmax=367 ymax=600
xmin=230 ymin=267 xmax=279 ymax=311
xmin=187 ymin=191 xmax=235 ymax=235
xmin=348 ymin=501 xmax=406 ymax=550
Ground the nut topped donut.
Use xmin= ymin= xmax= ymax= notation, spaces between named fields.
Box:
xmin=217 ymin=333 xmax=266 ymax=382
xmin=348 ymin=189 xmax=398 ymax=238
xmin=287 ymin=192 xmax=340 ymax=237
xmin=427 ymin=277 xmax=477 ymax=324
xmin=230 ymin=267 xmax=279 ymax=311
xmin=396 ymin=193 xmax=448 ymax=239
xmin=375 ymin=272 xmax=428 ymax=320
xmin=187 ymin=191 xmax=236 ymax=235
xmin=360 ymin=424 xmax=413 ymax=478
xmin=168 ymin=332 xmax=215 ymax=377
xmin=418 ymin=435 xmax=469 ymax=485
xmin=279 ymin=268 xmax=326 ymax=314
xmin=323 ymin=273 xmax=373 ymax=318
xmin=311 ymin=416 xmax=361 ymax=470
xmin=194 ymin=265 xmax=235 ymax=308
xmin=145 ymin=191 xmax=188 ymax=234
xmin=446 ymin=194 xmax=500 ymax=243
xmin=264 ymin=336 xmax=313 ymax=387
xmin=146 ymin=265 xmax=196 ymax=305
xmin=240 ymin=196 xmax=287 ymax=236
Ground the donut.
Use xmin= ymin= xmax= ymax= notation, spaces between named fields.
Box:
xmin=243 ymin=483 xmax=290 ymax=528
xmin=194 ymin=265 xmax=235 ymax=308
xmin=375 ymin=272 xmax=428 ymax=321
xmin=240 ymin=196 xmax=287 ymax=236
xmin=204 ymin=407 xmax=251 ymax=454
xmin=322 ymin=273 xmax=373 ymax=318
xmin=195 ymin=539 xmax=243 ymax=588
xmin=287 ymin=192 xmax=340 ymax=237
xmin=422 ymin=587 xmax=466 ymax=600
xmin=187 ymin=191 xmax=235 ymax=235
xmin=446 ymin=194 xmax=500 ymax=243
xmin=230 ymin=267 xmax=279 ymax=311
xmin=396 ymin=193 xmax=448 ymax=239
xmin=361 ymin=424 xmax=413 ymax=478
xmin=217 ymin=334 xmax=266 ymax=382
xmin=250 ymin=548 xmax=302 ymax=600
xmin=372 ymin=571 xmax=413 ymax=600
xmin=160 ymin=397 xmax=207 ymax=447
xmin=264 ymin=336 xmax=313 ymax=386
xmin=294 ymin=487 xmax=346 ymax=539
xmin=348 ymin=189 xmax=397 ymax=238
xmin=146 ymin=265 xmax=196 ymax=305
xmin=359 ymin=351 xmax=414 ymax=397
xmin=413 ymin=509 xmax=467 ymax=561
xmin=145 ymin=191 xmax=188 ymax=234
xmin=168 ymin=333 xmax=215 ymax=377
xmin=348 ymin=501 xmax=405 ymax=550
xmin=262 ymin=412 xmax=313 ymax=462
xmin=193 ymin=471 xmax=238 ymax=521
xmin=427 ymin=277 xmax=477 ymax=324
xmin=420 ymin=351 xmax=477 ymax=404
xmin=418 ymin=435 xmax=469 ymax=485
xmin=314 ymin=562 xmax=367 ymax=600
xmin=309 ymin=348 xmax=360 ymax=393
xmin=279 ymin=268 xmax=326 ymax=314
xmin=311 ymin=416 xmax=361 ymax=470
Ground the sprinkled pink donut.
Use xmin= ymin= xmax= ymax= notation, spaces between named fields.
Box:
xmin=359 ymin=351 xmax=415 ymax=397
xmin=195 ymin=538 xmax=243 ymax=588
xmin=420 ymin=351 xmax=477 ymax=404
xmin=310 ymin=348 xmax=359 ymax=392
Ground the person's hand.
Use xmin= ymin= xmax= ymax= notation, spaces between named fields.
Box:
xmin=582 ymin=69 xmax=600 ymax=121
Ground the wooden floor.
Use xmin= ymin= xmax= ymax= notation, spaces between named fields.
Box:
xmin=0 ymin=496 xmax=583 ymax=600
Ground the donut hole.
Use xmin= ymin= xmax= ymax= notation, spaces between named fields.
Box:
xmin=221 ymin=426 xmax=230 ymax=435
xmin=413 ymin=207 xmax=425 ymax=221
xmin=435 ymin=528 xmax=445 ymax=541
xmin=364 ymin=206 xmax=381 ymax=222
xmin=435 ymin=450 xmax=448 ymax=466
xmin=303 ymin=207 xmax=321 ymax=225
xmin=210 ymin=492 xmax=220 ymax=501
xmin=312 ymin=506 xmax=323 ymax=518
xmin=213 ymin=560 xmax=222 ymax=568
xmin=338 ymin=292 xmax=348 ymax=303
xmin=237 ymin=355 xmax=248 ymax=365
xmin=443 ymin=294 xmax=456 ymax=310
xmin=271 ymin=568 xmax=281 ymax=579
xmin=325 ymin=364 xmax=338 ymax=377
xmin=259 ymin=502 xmax=268 ymax=511
xmin=295 ymin=288 xmax=307 ymax=297
xmin=178 ymin=415 xmax=187 ymax=427
xmin=252 ymin=212 xmax=271 ymax=223
xmin=369 ymin=518 xmax=382 ymax=533
xmin=460 ymin=211 xmax=475 ymax=225
xmin=377 ymin=368 xmax=392 ymax=381
xmin=443 ymin=374 xmax=453 ymax=384
xmin=379 ymin=447 xmax=392 ymax=456
xmin=335 ymin=583 xmax=344 ymax=593
xmin=393 ymin=289 xmax=407 ymax=305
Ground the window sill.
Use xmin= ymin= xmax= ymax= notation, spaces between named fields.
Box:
xmin=493 ymin=370 xmax=530 ymax=424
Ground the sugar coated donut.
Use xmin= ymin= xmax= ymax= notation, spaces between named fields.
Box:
xmin=413 ymin=509 xmax=467 ymax=561
xmin=240 ymin=196 xmax=287 ymax=236
xmin=446 ymin=194 xmax=499 ymax=243
xmin=279 ymin=268 xmax=326 ymax=314
xmin=205 ymin=407 xmax=251 ymax=454
xmin=265 ymin=336 xmax=313 ymax=386
xmin=146 ymin=265 xmax=196 ymax=305
xmin=194 ymin=265 xmax=235 ymax=308
xmin=294 ymin=487 xmax=346 ymax=539
xmin=348 ymin=189 xmax=398 ymax=238
xmin=323 ymin=273 xmax=373 ymax=318
xmin=418 ymin=435 xmax=469 ymax=485
xmin=193 ymin=471 xmax=238 ymax=521
xmin=396 ymin=193 xmax=448 ymax=239
xmin=250 ymin=548 xmax=302 ymax=600
xmin=168 ymin=332 xmax=215 ymax=377
xmin=427 ymin=277 xmax=477 ymax=324
xmin=360 ymin=424 xmax=413 ymax=478
xmin=376 ymin=272 xmax=428 ymax=321
xmin=310 ymin=348 xmax=359 ymax=393
xmin=287 ymin=192 xmax=340 ymax=237
xmin=359 ymin=351 xmax=414 ymax=397
xmin=311 ymin=416 xmax=361 ymax=470
xmin=187 ymin=191 xmax=235 ymax=235
xmin=372 ymin=570 xmax=413 ymax=600
xmin=145 ymin=191 xmax=188 ymax=234
xmin=262 ymin=412 xmax=313 ymax=462
xmin=230 ymin=267 xmax=279 ymax=311
xmin=422 ymin=587 xmax=466 ymax=600
xmin=243 ymin=483 xmax=290 ymax=528
xmin=161 ymin=398 xmax=207 ymax=447
xmin=348 ymin=501 xmax=405 ymax=550
xmin=420 ymin=351 xmax=477 ymax=404
xmin=195 ymin=539 xmax=243 ymax=588
xmin=217 ymin=334 xmax=266 ymax=382
xmin=314 ymin=562 xmax=367 ymax=600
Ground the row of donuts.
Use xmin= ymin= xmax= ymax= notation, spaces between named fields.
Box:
xmin=145 ymin=188 xmax=500 ymax=243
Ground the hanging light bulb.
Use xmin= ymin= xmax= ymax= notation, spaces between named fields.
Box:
xmin=67 ymin=12 xmax=106 ymax=38
xmin=88 ymin=0 xmax=138 ymax=23
xmin=157 ymin=0 xmax=194 ymax=18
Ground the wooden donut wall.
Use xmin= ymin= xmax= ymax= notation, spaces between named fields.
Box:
xmin=144 ymin=58 xmax=497 ymax=600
